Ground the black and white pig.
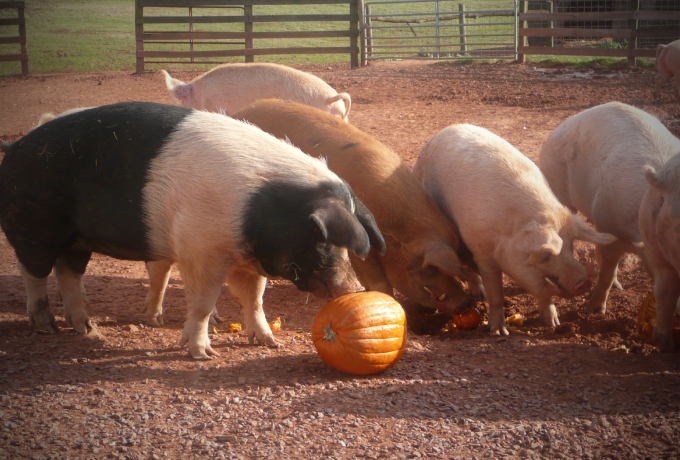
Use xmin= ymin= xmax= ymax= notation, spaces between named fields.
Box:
xmin=0 ymin=102 xmax=385 ymax=360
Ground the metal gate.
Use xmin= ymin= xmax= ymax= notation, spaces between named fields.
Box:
xmin=363 ymin=0 xmax=518 ymax=61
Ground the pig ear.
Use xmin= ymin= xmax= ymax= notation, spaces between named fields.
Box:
xmin=571 ymin=215 xmax=617 ymax=245
xmin=645 ymin=165 xmax=660 ymax=189
xmin=327 ymin=93 xmax=352 ymax=120
xmin=524 ymin=227 xmax=562 ymax=264
xmin=310 ymin=203 xmax=371 ymax=259
xmin=160 ymin=70 xmax=191 ymax=103
xmin=422 ymin=245 xmax=467 ymax=280
xmin=354 ymin=198 xmax=386 ymax=256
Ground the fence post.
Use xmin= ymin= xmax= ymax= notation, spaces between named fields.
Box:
xmin=135 ymin=0 xmax=144 ymax=73
xmin=458 ymin=3 xmax=466 ymax=53
xmin=435 ymin=1 xmax=440 ymax=58
xmin=244 ymin=5 xmax=254 ymax=63
xmin=350 ymin=0 xmax=359 ymax=68
xmin=517 ymin=0 xmax=527 ymax=63
xmin=365 ymin=4 xmax=373 ymax=63
xmin=18 ymin=3 xmax=27 ymax=75
xmin=547 ymin=1 xmax=553 ymax=48
xmin=359 ymin=0 xmax=366 ymax=66
xmin=628 ymin=0 xmax=639 ymax=67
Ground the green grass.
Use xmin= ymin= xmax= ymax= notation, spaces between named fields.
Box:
xmin=528 ymin=55 xmax=655 ymax=68
xmin=0 ymin=0 xmax=659 ymax=76
xmin=0 ymin=0 xmax=358 ymax=76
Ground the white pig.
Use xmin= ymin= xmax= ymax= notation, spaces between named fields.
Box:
xmin=539 ymin=102 xmax=680 ymax=315
xmin=655 ymin=39 xmax=680 ymax=100
xmin=414 ymin=124 xmax=615 ymax=335
xmin=639 ymin=155 xmax=680 ymax=352
xmin=161 ymin=63 xmax=352 ymax=121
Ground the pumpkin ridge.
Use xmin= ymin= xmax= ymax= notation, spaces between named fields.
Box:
xmin=339 ymin=310 xmax=405 ymax=330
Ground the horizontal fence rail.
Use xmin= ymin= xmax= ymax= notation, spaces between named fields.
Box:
xmin=363 ymin=1 xmax=518 ymax=62
xmin=0 ymin=1 xmax=28 ymax=74
xmin=135 ymin=0 xmax=360 ymax=71
xmin=518 ymin=0 xmax=680 ymax=65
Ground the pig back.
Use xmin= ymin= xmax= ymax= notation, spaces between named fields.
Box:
xmin=234 ymin=100 xmax=453 ymax=241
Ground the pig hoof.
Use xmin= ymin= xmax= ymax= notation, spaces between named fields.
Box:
xmin=146 ymin=314 xmax=164 ymax=327
xmin=584 ymin=300 xmax=607 ymax=315
xmin=612 ymin=278 xmax=623 ymax=290
xmin=653 ymin=332 xmax=676 ymax=353
xmin=29 ymin=312 xmax=60 ymax=335
xmin=212 ymin=313 xmax=224 ymax=324
xmin=188 ymin=346 xmax=219 ymax=360
xmin=208 ymin=315 xmax=217 ymax=325
xmin=488 ymin=326 xmax=509 ymax=336
xmin=72 ymin=319 xmax=94 ymax=335
xmin=262 ymin=335 xmax=279 ymax=348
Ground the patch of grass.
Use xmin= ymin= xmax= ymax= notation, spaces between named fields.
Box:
xmin=0 ymin=0 xmax=356 ymax=76
xmin=528 ymin=55 xmax=655 ymax=69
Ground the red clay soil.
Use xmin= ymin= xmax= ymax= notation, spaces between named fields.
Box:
xmin=0 ymin=60 xmax=679 ymax=460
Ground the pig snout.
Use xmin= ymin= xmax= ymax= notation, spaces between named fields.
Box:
xmin=435 ymin=293 xmax=477 ymax=315
xmin=572 ymin=278 xmax=592 ymax=296
xmin=544 ymin=275 xmax=591 ymax=298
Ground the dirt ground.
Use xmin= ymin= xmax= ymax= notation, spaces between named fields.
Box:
xmin=1 ymin=60 xmax=680 ymax=460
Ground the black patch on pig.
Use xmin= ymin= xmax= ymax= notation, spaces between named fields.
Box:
xmin=241 ymin=179 xmax=383 ymax=296
xmin=0 ymin=102 xmax=192 ymax=279
xmin=341 ymin=142 xmax=358 ymax=150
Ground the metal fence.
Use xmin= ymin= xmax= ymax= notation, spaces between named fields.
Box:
xmin=363 ymin=0 xmax=518 ymax=61
xmin=526 ymin=0 xmax=679 ymax=50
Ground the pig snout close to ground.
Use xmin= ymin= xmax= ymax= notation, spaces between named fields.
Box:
xmin=539 ymin=102 xmax=680 ymax=315
xmin=639 ymin=155 xmax=680 ymax=352
xmin=161 ymin=63 xmax=352 ymax=121
xmin=234 ymin=99 xmax=477 ymax=314
xmin=0 ymin=101 xmax=384 ymax=360
xmin=414 ymin=124 xmax=616 ymax=335
xmin=655 ymin=39 xmax=680 ymax=100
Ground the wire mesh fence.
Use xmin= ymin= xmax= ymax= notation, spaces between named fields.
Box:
xmin=526 ymin=0 xmax=679 ymax=51
xmin=364 ymin=0 xmax=518 ymax=60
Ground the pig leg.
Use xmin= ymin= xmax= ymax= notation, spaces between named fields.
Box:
xmin=537 ymin=296 xmax=560 ymax=327
xmin=145 ymin=260 xmax=172 ymax=327
xmin=349 ymin=251 xmax=394 ymax=295
xmin=462 ymin=266 xmax=486 ymax=301
xmin=585 ymin=241 xmax=626 ymax=315
xmin=177 ymin=261 xmax=229 ymax=360
xmin=226 ymin=268 xmax=277 ymax=348
xmin=19 ymin=262 xmax=59 ymax=334
xmin=654 ymin=71 xmax=672 ymax=99
xmin=652 ymin=266 xmax=680 ymax=352
xmin=209 ymin=304 xmax=224 ymax=325
xmin=480 ymin=267 xmax=508 ymax=336
xmin=54 ymin=252 xmax=94 ymax=334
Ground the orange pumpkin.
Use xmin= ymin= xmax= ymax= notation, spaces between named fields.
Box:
xmin=312 ymin=291 xmax=407 ymax=375
xmin=449 ymin=306 xmax=482 ymax=330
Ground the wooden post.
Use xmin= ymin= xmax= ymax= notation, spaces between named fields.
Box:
xmin=547 ymin=1 xmax=553 ymax=48
xmin=366 ymin=4 xmax=373 ymax=59
xmin=244 ymin=4 xmax=254 ymax=63
xmin=458 ymin=3 xmax=467 ymax=53
xmin=628 ymin=0 xmax=639 ymax=67
xmin=358 ymin=0 xmax=366 ymax=66
xmin=350 ymin=0 xmax=359 ymax=69
xmin=135 ymin=0 xmax=144 ymax=73
xmin=517 ymin=0 xmax=527 ymax=63
xmin=18 ymin=3 xmax=27 ymax=75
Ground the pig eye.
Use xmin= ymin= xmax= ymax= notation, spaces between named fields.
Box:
xmin=542 ymin=253 xmax=551 ymax=263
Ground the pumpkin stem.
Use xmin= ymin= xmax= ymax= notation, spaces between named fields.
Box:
xmin=322 ymin=322 xmax=337 ymax=342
